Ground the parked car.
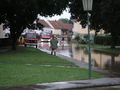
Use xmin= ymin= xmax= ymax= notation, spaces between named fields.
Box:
xmin=24 ymin=32 xmax=39 ymax=48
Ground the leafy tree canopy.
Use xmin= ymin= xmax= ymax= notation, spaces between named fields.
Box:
xmin=0 ymin=0 xmax=69 ymax=49
xmin=69 ymin=0 xmax=120 ymax=48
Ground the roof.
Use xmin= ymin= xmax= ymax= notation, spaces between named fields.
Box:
xmin=37 ymin=20 xmax=50 ymax=28
xmin=37 ymin=19 xmax=73 ymax=31
xmin=49 ymin=20 xmax=73 ymax=31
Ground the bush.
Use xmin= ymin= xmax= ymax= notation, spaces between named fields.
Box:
xmin=83 ymin=34 xmax=88 ymax=43
xmin=84 ymin=34 xmax=88 ymax=40
xmin=74 ymin=34 xmax=80 ymax=41
xmin=79 ymin=39 xmax=87 ymax=44
xmin=0 ymin=38 xmax=12 ymax=47
xmin=94 ymin=36 xmax=112 ymax=45
xmin=116 ymin=36 xmax=120 ymax=45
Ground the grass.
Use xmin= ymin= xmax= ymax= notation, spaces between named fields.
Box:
xmin=0 ymin=46 xmax=104 ymax=88
xmin=78 ymin=43 xmax=120 ymax=55
xmin=0 ymin=64 xmax=103 ymax=88
xmin=0 ymin=46 xmax=74 ymax=66
xmin=94 ymin=48 xmax=120 ymax=55
xmin=79 ymin=43 xmax=109 ymax=48
xmin=71 ymin=40 xmax=108 ymax=48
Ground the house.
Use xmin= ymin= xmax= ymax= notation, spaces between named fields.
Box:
xmin=21 ymin=20 xmax=52 ymax=36
xmin=0 ymin=24 xmax=4 ymax=38
xmin=72 ymin=21 xmax=105 ymax=40
xmin=37 ymin=19 xmax=73 ymax=38
xmin=48 ymin=20 xmax=73 ymax=37
xmin=0 ymin=24 xmax=11 ymax=46
xmin=0 ymin=24 xmax=10 ymax=39
xmin=37 ymin=19 xmax=52 ymax=32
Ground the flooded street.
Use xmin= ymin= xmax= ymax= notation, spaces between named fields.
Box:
xmin=38 ymin=42 xmax=120 ymax=76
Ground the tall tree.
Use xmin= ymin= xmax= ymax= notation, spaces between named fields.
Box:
xmin=0 ymin=0 xmax=69 ymax=50
xmin=69 ymin=0 xmax=120 ymax=48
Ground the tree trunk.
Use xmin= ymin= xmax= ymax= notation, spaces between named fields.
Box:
xmin=111 ymin=33 xmax=116 ymax=49
xmin=94 ymin=31 xmax=98 ymax=43
xmin=110 ymin=27 xmax=118 ymax=49
xmin=11 ymin=35 xmax=17 ymax=50
xmin=10 ymin=28 xmax=18 ymax=50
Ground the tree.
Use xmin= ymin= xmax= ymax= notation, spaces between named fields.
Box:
xmin=59 ymin=18 xmax=73 ymax=24
xmin=69 ymin=0 xmax=120 ymax=48
xmin=0 ymin=0 xmax=69 ymax=50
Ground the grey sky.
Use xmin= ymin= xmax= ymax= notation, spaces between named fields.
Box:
xmin=38 ymin=9 xmax=71 ymax=20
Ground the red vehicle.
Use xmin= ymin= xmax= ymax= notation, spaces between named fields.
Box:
xmin=40 ymin=32 xmax=52 ymax=42
xmin=24 ymin=32 xmax=39 ymax=48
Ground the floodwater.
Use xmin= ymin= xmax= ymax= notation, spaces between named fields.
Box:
xmin=38 ymin=42 xmax=120 ymax=76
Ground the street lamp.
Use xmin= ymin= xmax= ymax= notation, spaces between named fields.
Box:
xmin=82 ymin=0 xmax=93 ymax=79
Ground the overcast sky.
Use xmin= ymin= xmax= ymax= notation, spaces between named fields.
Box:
xmin=38 ymin=9 xmax=71 ymax=20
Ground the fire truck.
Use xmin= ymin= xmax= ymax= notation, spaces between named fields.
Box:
xmin=24 ymin=32 xmax=39 ymax=48
xmin=40 ymin=30 xmax=52 ymax=42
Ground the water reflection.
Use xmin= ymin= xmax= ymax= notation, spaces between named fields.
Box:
xmin=38 ymin=42 xmax=50 ymax=50
xmin=68 ymin=44 xmax=120 ymax=76
xmin=38 ymin=42 xmax=120 ymax=76
xmin=68 ymin=44 xmax=73 ymax=57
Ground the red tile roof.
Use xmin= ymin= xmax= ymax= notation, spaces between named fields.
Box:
xmin=49 ymin=20 xmax=73 ymax=31
xmin=37 ymin=20 xmax=50 ymax=28
xmin=37 ymin=19 xmax=73 ymax=31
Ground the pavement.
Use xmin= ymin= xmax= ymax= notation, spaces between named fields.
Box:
xmin=2 ymin=78 xmax=120 ymax=90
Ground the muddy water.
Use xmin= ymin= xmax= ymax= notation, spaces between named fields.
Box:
xmin=38 ymin=42 xmax=120 ymax=76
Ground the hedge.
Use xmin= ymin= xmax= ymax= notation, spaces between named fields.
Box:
xmin=94 ymin=36 xmax=112 ymax=45
xmin=0 ymin=38 xmax=12 ymax=47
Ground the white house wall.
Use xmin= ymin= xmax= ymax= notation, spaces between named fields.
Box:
xmin=0 ymin=24 xmax=5 ymax=38
xmin=45 ymin=20 xmax=54 ymax=29
xmin=45 ymin=20 xmax=62 ymax=35
xmin=72 ymin=22 xmax=95 ymax=35
xmin=43 ymin=27 xmax=52 ymax=32
xmin=52 ymin=29 xmax=61 ymax=35
xmin=72 ymin=22 xmax=105 ymax=41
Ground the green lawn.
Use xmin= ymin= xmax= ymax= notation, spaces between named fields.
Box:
xmin=0 ymin=46 xmax=104 ymax=88
xmin=79 ymin=44 xmax=110 ymax=48
xmin=0 ymin=64 xmax=103 ymax=88
xmin=94 ymin=48 xmax=120 ymax=55
xmin=79 ymin=44 xmax=120 ymax=55
xmin=0 ymin=46 xmax=74 ymax=66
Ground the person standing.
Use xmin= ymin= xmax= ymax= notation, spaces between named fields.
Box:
xmin=50 ymin=35 xmax=58 ymax=56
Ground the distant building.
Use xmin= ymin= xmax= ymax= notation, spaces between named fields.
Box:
xmin=37 ymin=19 xmax=73 ymax=38
xmin=72 ymin=21 xmax=105 ymax=40
xmin=0 ymin=24 xmax=4 ymax=38
xmin=37 ymin=20 xmax=52 ymax=34
xmin=0 ymin=24 xmax=10 ymax=38
xmin=48 ymin=20 xmax=73 ymax=37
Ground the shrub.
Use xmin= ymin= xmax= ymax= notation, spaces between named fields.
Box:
xmin=74 ymin=34 xmax=80 ymax=42
xmin=94 ymin=35 xmax=112 ymax=45
xmin=84 ymin=34 xmax=88 ymax=40
xmin=79 ymin=39 xmax=87 ymax=44
xmin=0 ymin=38 xmax=12 ymax=47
